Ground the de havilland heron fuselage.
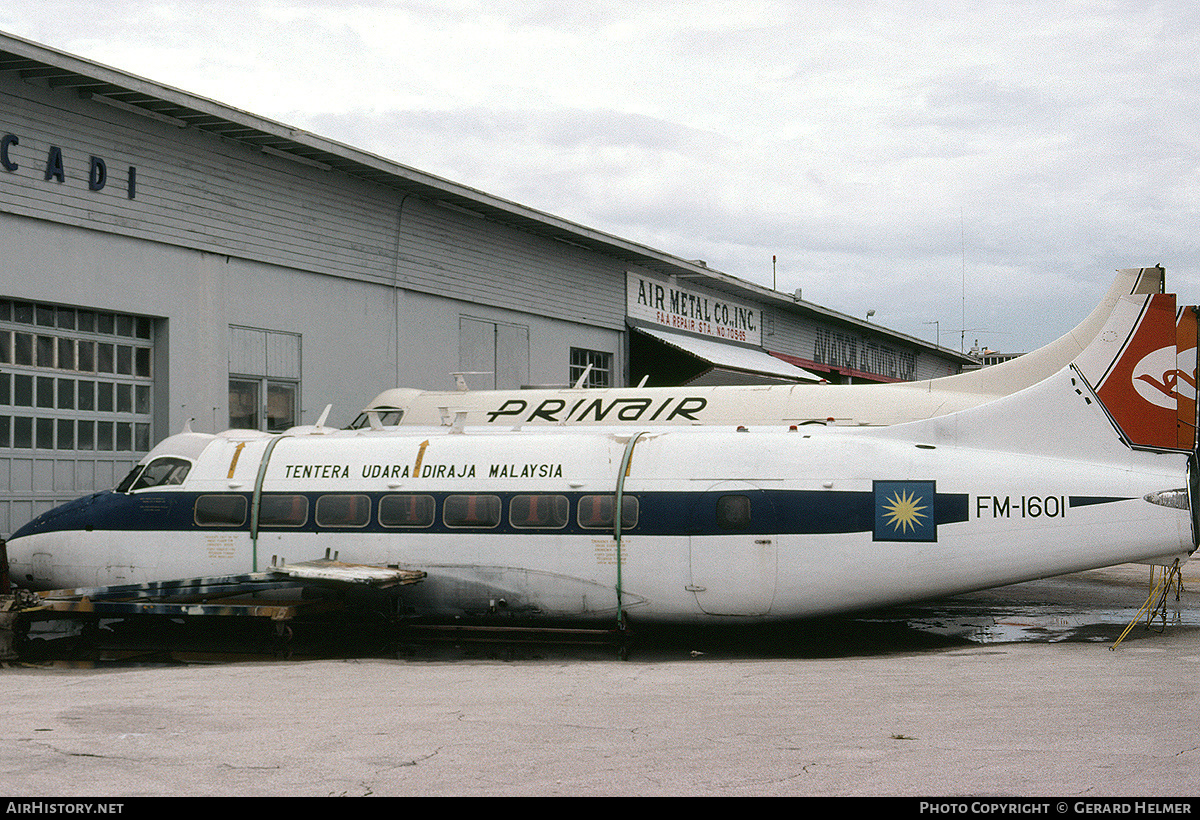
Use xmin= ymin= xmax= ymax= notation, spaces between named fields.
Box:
xmin=5 ymin=268 xmax=1198 ymax=624
xmin=352 ymin=266 xmax=1169 ymax=432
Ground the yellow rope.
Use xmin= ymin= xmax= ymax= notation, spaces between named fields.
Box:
xmin=1111 ymin=559 xmax=1182 ymax=650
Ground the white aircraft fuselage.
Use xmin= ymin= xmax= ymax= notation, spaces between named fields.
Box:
xmin=5 ymin=276 xmax=1197 ymax=624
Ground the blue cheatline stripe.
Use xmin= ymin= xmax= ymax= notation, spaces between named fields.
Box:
xmin=1068 ymin=496 xmax=1132 ymax=508
xmin=15 ymin=487 xmax=974 ymax=539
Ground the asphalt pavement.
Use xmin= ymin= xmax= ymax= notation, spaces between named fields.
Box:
xmin=1 ymin=563 xmax=1198 ymax=797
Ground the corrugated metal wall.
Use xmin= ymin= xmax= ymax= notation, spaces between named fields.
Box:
xmin=0 ymin=72 xmax=629 ymax=333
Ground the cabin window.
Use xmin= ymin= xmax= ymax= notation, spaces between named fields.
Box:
xmin=577 ymin=495 xmax=638 ymax=530
xmin=443 ymin=494 xmax=502 ymax=528
xmin=716 ymin=495 xmax=752 ymax=530
xmin=510 ymin=494 xmax=570 ymax=529
xmin=379 ymin=494 xmax=435 ymax=528
xmin=118 ymin=456 xmax=191 ymax=492
xmin=315 ymin=494 xmax=371 ymax=528
xmin=195 ymin=494 xmax=247 ymax=527
xmin=349 ymin=408 xmax=405 ymax=429
xmin=258 ymin=494 xmax=309 ymax=527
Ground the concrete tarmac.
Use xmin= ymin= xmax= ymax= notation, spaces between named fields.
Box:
xmin=2 ymin=563 xmax=1199 ymax=797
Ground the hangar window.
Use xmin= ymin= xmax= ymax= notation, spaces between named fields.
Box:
xmin=195 ymin=495 xmax=247 ymax=527
xmin=443 ymin=494 xmax=502 ymax=528
xmin=0 ymin=299 xmax=156 ymax=458
xmin=379 ymin=494 xmax=435 ymax=528
xmin=570 ymin=348 xmax=612 ymax=388
xmin=577 ymin=495 xmax=638 ymax=530
xmin=229 ymin=326 xmax=300 ymax=432
xmin=510 ymin=494 xmax=570 ymax=529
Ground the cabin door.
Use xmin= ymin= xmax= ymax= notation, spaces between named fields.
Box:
xmin=688 ymin=482 xmax=777 ymax=616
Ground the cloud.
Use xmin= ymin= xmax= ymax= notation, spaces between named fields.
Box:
xmin=4 ymin=1 xmax=1200 ymax=351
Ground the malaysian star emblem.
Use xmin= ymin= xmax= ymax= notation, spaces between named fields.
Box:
xmin=873 ymin=481 xmax=937 ymax=542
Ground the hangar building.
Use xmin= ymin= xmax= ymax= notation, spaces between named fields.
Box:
xmin=0 ymin=31 xmax=974 ymax=535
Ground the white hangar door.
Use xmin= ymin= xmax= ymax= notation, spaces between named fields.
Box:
xmin=0 ymin=299 xmax=158 ymax=537
xmin=460 ymin=317 xmax=529 ymax=390
xmin=688 ymin=482 xmax=778 ymax=616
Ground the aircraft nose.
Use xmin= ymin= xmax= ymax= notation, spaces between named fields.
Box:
xmin=1 ymin=533 xmax=36 ymax=591
xmin=1 ymin=538 xmax=11 ymax=593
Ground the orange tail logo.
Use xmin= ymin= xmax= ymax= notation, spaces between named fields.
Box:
xmin=1094 ymin=295 xmax=1197 ymax=451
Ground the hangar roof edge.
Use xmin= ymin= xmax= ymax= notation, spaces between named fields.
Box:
xmin=0 ymin=30 xmax=973 ymax=364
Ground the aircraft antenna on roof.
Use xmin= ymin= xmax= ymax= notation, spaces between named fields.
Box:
xmin=315 ymin=404 xmax=332 ymax=431
xmin=572 ymin=363 xmax=594 ymax=389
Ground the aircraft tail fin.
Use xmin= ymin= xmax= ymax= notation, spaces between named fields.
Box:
xmin=1177 ymin=305 xmax=1199 ymax=452
xmin=1073 ymin=292 xmax=1198 ymax=453
xmin=878 ymin=285 xmax=1197 ymax=463
xmin=869 ymin=281 xmax=1199 ymax=557
xmin=901 ymin=266 xmax=1167 ymax=399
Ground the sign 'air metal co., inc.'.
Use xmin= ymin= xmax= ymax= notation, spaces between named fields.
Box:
xmin=628 ymin=271 xmax=762 ymax=346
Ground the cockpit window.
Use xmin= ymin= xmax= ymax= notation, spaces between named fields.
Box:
xmin=347 ymin=408 xmax=405 ymax=429
xmin=116 ymin=457 xmax=192 ymax=492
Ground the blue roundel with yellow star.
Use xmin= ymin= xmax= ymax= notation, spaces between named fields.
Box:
xmin=873 ymin=481 xmax=937 ymax=542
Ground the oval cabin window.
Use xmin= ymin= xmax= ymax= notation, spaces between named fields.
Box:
xmin=577 ymin=495 xmax=638 ymax=530
xmin=443 ymin=494 xmax=501 ymax=528
xmin=315 ymin=495 xmax=371 ymax=528
xmin=258 ymin=494 xmax=309 ymax=527
xmin=195 ymin=494 xmax=247 ymax=527
xmin=716 ymin=495 xmax=752 ymax=530
xmin=510 ymin=494 xmax=569 ymax=529
xmin=379 ymin=494 xmax=435 ymax=528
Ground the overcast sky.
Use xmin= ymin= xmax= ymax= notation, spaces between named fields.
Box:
xmin=4 ymin=1 xmax=1198 ymax=353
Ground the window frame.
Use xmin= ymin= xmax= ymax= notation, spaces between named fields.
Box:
xmin=442 ymin=494 xmax=502 ymax=529
xmin=378 ymin=494 xmax=436 ymax=528
xmin=315 ymin=494 xmax=372 ymax=528
xmin=569 ymin=347 xmax=613 ymax=388
xmin=195 ymin=494 xmax=248 ymax=527
xmin=509 ymin=494 xmax=570 ymax=529
xmin=577 ymin=494 xmax=639 ymax=530
xmin=258 ymin=494 xmax=310 ymax=528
